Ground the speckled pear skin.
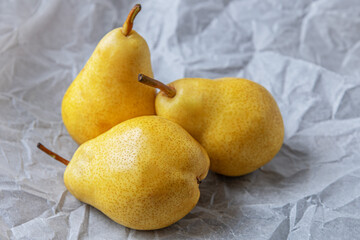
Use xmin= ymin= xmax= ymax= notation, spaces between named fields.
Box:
xmin=64 ymin=116 xmax=210 ymax=230
xmin=61 ymin=28 xmax=155 ymax=145
xmin=155 ymin=78 xmax=284 ymax=176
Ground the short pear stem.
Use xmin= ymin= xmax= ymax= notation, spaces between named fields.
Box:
xmin=122 ymin=4 xmax=141 ymax=36
xmin=37 ymin=143 xmax=69 ymax=166
xmin=138 ymin=74 xmax=176 ymax=98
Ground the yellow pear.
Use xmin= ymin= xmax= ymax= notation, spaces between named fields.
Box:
xmin=38 ymin=116 xmax=210 ymax=230
xmin=62 ymin=4 xmax=155 ymax=144
xmin=139 ymin=74 xmax=284 ymax=176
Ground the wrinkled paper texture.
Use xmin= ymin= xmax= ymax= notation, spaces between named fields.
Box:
xmin=1 ymin=0 xmax=360 ymax=239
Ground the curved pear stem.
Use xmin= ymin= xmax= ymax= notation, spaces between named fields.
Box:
xmin=122 ymin=4 xmax=141 ymax=36
xmin=37 ymin=143 xmax=69 ymax=166
xmin=138 ymin=74 xmax=176 ymax=98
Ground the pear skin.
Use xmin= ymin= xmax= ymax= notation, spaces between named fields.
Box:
xmin=139 ymin=75 xmax=284 ymax=177
xmin=62 ymin=4 xmax=155 ymax=144
xmin=60 ymin=116 xmax=209 ymax=230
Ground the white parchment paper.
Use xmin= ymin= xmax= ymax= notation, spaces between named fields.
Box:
xmin=1 ymin=0 xmax=360 ymax=239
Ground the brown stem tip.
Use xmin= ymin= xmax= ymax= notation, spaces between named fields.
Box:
xmin=138 ymin=74 xmax=176 ymax=98
xmin=122 ymin=4 xmax=141 ymax=36
xmin=37 ymin=143 xmax=69 ymax=166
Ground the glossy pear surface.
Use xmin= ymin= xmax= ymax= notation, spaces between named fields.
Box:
xmin=62 ymin=28 xmax=155 ymax=144
xmin=64 ymin=116 xmax=210 ymax=230
xmin=155 ymin=78 xmax=284 ymax=176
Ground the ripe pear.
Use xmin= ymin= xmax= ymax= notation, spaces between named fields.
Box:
xmin=139 ymin=74 xmax=284 ymax=177
xmin=38 ymin=116 xmax=210 ymax=230
xmin=62 ymin=4 xmax=155 ymax=145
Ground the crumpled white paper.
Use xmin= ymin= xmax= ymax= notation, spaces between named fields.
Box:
xmin=1 ymin=0 xmax=360 ymax=239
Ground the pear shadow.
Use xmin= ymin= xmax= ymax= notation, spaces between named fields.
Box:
xmin=142 ymin=140 xmax=313 ymax=239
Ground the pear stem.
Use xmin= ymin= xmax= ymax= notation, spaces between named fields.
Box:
xmin=138 ymin=74 xmax=176 ymax=98
xmin=37 ymin=143 xmax=69 ymax=166
xmin=122 ymin=4 xmax=141 ymax=36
